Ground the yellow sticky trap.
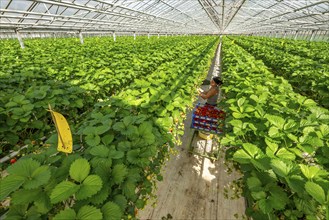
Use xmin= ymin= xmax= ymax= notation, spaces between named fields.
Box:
xmin=49 ymin=106 xmax=73 ymax=153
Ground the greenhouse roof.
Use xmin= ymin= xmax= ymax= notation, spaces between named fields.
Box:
xmin=0 ymin=0 xmax=328 ymax=35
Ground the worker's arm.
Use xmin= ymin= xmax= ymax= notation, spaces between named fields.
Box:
xmin=199 ymin=88 xmax=217 ymax=99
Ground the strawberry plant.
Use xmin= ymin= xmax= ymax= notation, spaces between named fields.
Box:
xmin=219 ymin=38 xmax=329 ymax=220
xmin=0 ymin=36 xmax=219 ymax=219
xmin=231 ymin=36 xmax=329 ymax=109
xmin=0 ymin=36 xmax=211 ymax=158
xmin=249 ymin=36 xmax=329 ymax=64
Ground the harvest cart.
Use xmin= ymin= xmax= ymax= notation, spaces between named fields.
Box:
xmin=189 ymin=103 xmax=225 ymax=160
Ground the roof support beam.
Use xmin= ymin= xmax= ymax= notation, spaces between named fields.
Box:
xmin=198 ymin=0 xmax=221 ymax=32
xmin=158 ymin=0 xmax=208 ymax=28
xmin=223 ymin=0 xmax=246 ymax=30
xmin=0 ymin=9 xmax=189 ymax=32
xmin=257 ymin=0 xmax=328 ymax=23
xmin=34 ymin=0 xmax=185 ymax=26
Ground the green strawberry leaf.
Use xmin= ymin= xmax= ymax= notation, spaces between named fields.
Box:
xmin=101 ymin=134 xmax=114 ymax=145
xmin=275 ymin=148 xmax=295 ymax=160
xmin=90 ymin=145 xmax=110 ymax=158
xmin=11 ymin=188 xmax=42 ymax=205
xmin=122 ymin=180 xmax=136 ymax=199
xmin=53 ymin=208 xmax=76 ymax=220
xmin=50 ymin=181 xmax=80 ymax=204
xmin=112 ymin=164 xmax=128 ymax=184
xmin=305 ymin=181 xmax=326 ymax=204
xmin=23 ymin=165 xmax=51 ymax=189
xmin=76 ymin=205 xmax=102 ymax=220
xmin=102 ymin=201 xmax=123 ymax=220
xmin=0 ymin=175 xmax=25 ymax=201
xmin=70 ymin=158 xmax=90 ymax=182
xmin=76 ymin=175 xmax=103 ymax=200
xmin=270 ymin=159 xmax=293 ymax=178
xmin=85 ymin=134 xmax=101 ymax=147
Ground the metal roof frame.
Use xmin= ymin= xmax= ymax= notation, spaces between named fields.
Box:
xmin=0 ymin=0 xmax=328 ymax=36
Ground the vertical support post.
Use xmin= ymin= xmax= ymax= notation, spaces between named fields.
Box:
xmin=294 ymin=31 xmax=299 ymax=40
xmin=113 ymin=32 xmax=116 ymax=42
xmin=134 ymin=32 xmax=136 ymax=40
xmin=300 ymin=31 xmax=304 ymax=40
xmin=325 ymin=31 xmax=329 ymax=42
xmin=283 ymin=31 xmax=287 ymax=39
xmin=306 ymin=31 xmax=311 ymax=40
xmin=148 ymin=33 xmax=150 ymax=39
xmin=321 ymin=31 xmax=325 ymax=41
xmin=302 ymin=31 xmax=307 ymax=40
xmin=157 ymin=33 xmax=160 ymax=38
xmin=79 ymin=31 xmax=84 ymax=44
xmin=165 ymin=33 xmax=167 ymax=37
xmin=219 ymin=35 xmax=223 ymax=77
xmin=15 ymin=30 xmax=25 ymax=49
xmin=310 ymin=30 xmax=315 ymax=41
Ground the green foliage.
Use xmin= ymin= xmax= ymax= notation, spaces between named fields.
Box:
xmin=220 ymin=37 xmax=329 ymax=219
xmin=89 ymin=185 xmax=110 ymax=205
xmin=50 ymin=181 xmax=80 ymax=204
xmin=11 ymin=188 xmax=42 ymax=205
xmin=69 ymin=158 xmax=90 ymax=182
xmin=112 ymin=164 xmax=128 ymax=184
xmin=113 ymin=194 xmax=128 ymax=212
xmin=305 ymin=182 xmax=326 ymax=204
xmin=0 ymin=158 xmax=50 ymax=200
xmin=233 ymin=36 xmax=329 ymax=108
xmin=0 ymin=175 xmax=25 ymax=201
xmin=53 ymin=205 xmax=103 ymax=220
xmin=90 ymin=145 xmax=110 ymax=157
xmin=0 ymin=35 xmax=219 ymax=219
xmin=53 ymin=209 xmax=76 ymax=220
xmin=75 ymin=175 xmax=103 ymax=200
xmin=101 ymin=202 xmax=123 ymax=220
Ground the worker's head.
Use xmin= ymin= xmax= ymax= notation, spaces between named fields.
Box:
xmin=211 ymin=77 xmax=222 ymax=86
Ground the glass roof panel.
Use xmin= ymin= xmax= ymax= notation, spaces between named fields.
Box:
xmin=1 ymin=0 xmax=10 ymax=8
xmin=7 ymin=1 xmax=31 ymax=11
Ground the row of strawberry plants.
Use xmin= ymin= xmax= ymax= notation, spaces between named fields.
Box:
xmin=0 ymin=36 xmax=197 ymax=98
xmin=231 ymin=36 xmax=329 ymax=109
xmin=219 ymin=38 xmax=329 ymax=220
xmin=0 ymin=36 xmax=219 ymax=219
xmin=248 ymin=36 xmax=329 ymax=64
xmin=0 ymin=81 xmax=95 ymax=156
xmin=0 ymin=36 xmax=206 ymax=158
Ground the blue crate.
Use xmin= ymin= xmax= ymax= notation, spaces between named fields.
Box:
xmin=191 ymin=103 xmax=222 ymax=134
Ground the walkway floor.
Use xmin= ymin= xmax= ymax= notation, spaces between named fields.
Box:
xmin=138 ymin=41 xmax=246 ymax=220
xmin=138 ymin=98 xmax=246 ymax=220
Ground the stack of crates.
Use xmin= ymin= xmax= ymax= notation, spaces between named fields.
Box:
xmin=191 ymin=103 xmax=224 ymax=134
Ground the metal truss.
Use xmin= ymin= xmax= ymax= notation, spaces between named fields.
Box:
xmin=0 ymin=0 xmax=328 ymax=36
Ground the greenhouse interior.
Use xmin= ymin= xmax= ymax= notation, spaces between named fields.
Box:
xmin=0 ymin=0 xmax=329 ymax=219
